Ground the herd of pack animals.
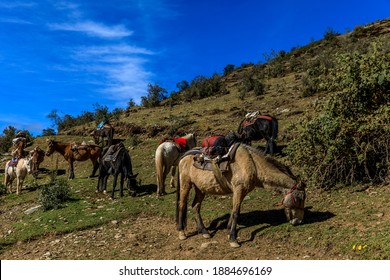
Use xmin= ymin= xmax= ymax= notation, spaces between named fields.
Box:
xmin=3 ymin=112 xmax=306 ymax=248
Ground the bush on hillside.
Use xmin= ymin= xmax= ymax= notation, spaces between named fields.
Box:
xmin=286 ymin=41 xmax=390 ymax=188
xmin=188 ymin=74 xmax=222 ymax=99
xmin=223 ymin=64 xmax=235 ymax=76
xmin=38 ymin=178 xmax=71 ymax=211
xmin=0 ymin=183 xmax=6 ymax=195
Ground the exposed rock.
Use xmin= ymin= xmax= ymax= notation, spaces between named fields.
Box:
xmin=24 ymin=205 xmax=43 ymax=214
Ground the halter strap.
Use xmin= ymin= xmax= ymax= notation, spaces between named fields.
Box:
xmin=274 ymin=182 xmax=304 ymax=209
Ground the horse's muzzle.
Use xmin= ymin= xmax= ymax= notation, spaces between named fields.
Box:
xmin=289 ymin=218 xmax=303 ymax=226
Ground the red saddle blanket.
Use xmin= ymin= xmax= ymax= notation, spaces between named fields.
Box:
xmin=174 ymin=137 xmax=187 ymax=149
xmin=7 ymin=159 xmax=18 ymax=167
xmin=160 ymin=137 xmax=187 ymax=150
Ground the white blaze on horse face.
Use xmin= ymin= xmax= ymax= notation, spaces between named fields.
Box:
xmin=26 ymin=158 xmax=33 ymax=174
xmin=285 ymin=208 xmax=304 ymax=225
xmin=282 ymin=186 xmax=305 ymax=225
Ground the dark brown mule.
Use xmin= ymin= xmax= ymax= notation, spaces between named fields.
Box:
xmin=237 ymin=114 xmax=278 ymax=155
xmin=29 ymin=146 xmax=45 ymax=177
xmin=45 ymin=139 xmax=101 ymax=179
xmin=92 ymin=125 xmax=114 ymax=147
xmin=176 ymin=144 xmax=306 ymax=248
xmin=97 ymin=142 xmax=138 ymax=199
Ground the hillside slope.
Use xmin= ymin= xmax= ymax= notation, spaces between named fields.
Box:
xmin=60 ymin=18 xmax=390 ymax=144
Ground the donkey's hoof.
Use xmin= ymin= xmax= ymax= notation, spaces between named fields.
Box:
xmin=157 ymin=192 xmax=167 ymax=198
xmin=202 ymin=233 xmax=211 ymax=239
xmin=178 ymin=231 xmax=187 ymax=240
xmin=130 ymin=191 xmax=137 ymax=197
xmin=229 ymin=241 xmax=241 ymax=248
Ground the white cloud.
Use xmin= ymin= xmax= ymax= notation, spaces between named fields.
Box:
xmin=48 ymin=21 xmax=133 ymax=39
xmin=76 ymin=44 xmax=155 ymax=56
xmin=45 ymin=2 xmax=161 ymax=105
xmin=74 ymin=49 xmax=153 ymax=104
xmin=0 ymin=1 xmax=37 ymax=9
xmin=0 ymin=17 xmax=32 ymax=24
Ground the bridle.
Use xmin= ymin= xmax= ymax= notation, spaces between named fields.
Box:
xmin=274 ymin=182 xmax=305 ymax=210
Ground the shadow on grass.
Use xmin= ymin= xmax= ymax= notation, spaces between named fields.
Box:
xmin=206 ymin=207 xmax=335 ymax=242
xmin=33 ymin=168 xmax=66 ymax=178
xmin=135 ymin=184 xmax=157 ymax=197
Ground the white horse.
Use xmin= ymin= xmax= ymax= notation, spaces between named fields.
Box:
xmin=4 ymin=156 xmax=32 ymax=194
xmin=155 ymin=133 xmax=197 ymax=197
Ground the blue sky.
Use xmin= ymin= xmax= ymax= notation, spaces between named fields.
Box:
xmin=0 ymin=0 xmax=389 ymax=135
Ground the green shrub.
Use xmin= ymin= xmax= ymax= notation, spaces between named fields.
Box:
xmin=128 ymin=132 xmax=141 ymax=146
xmin=253 ymin=80 xmax=266 ymax=96
xmin=223 ymin=64 xmax=235 ymax=76
xmin=350 ymin=25 xmax=367 ymax=39
xmin=38 ymin=178 xmax=71 ymax=211
xmin=0 ymin=183 xmax=6 ymax=195
xmin=241 ymin=74 xmax=254 ymax=92
xmin=286 ymin=41 xmax=390 ymax=188
xmin=323 ymin=27 xmax=340 ymax=41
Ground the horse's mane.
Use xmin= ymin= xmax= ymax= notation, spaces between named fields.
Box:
xmin=264 ymin=156 xmax=297 ymax=180
xmin=244 ymin=144 xmax=297 ymax=180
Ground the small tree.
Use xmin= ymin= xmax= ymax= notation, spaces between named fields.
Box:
xmin=47 ymin=109 xmax=61 ymax=130
xmin=93 ymin=103 xmax=109 ymax=124
xmin=223 ymin=64 xmax=235 ymax=76
xmin=42 ymin=128 xmax=56 ymax=136
xmin=141 ymin=83 xmax=167 ymax=108
xmin=323 ymin=27 xmax=340 ymax=42
xmin=176 ymin=80 xmax=189 ymax=91
xmin=127 ymin=98 xmax=136 ymax=109
xmin=0 ymin=126 xmax=17 ymax=153
xmin=111 ymin=108 xmax=123 ymax=121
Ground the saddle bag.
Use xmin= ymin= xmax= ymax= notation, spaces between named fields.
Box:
xmin=193 ymin=142 xmax=240 ymax=173
xmin=201 ymin=135 xmax=228 ymax=158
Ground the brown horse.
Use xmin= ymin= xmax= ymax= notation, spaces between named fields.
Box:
xmin=91 ymin=125 xmax=114 ymax=147
xmin=45 ymin=139 xmax=101 ymax=179
xmin=29 ymin=146 xmax=45 ymax=177
xmin=176 ymin=144 xmax=306 ymax=248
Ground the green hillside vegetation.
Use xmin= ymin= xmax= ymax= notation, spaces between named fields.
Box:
xmin=0 ymin=19 xmax=389 ymax=260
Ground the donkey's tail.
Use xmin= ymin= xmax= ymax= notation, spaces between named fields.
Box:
xmin=155 ymin=147 xmax=164 ymax=194
xmin=271 ymin=117 xmax=278 ymax=141
xmin=236 ymin=117 xmax=246 ymax=135
xmin=175 ymin=162 xmax=187 ymax=229
xmin=108 ymin=127 xmax=114 ymax=146
xmin=175 ymin=162 xmax=180 ymax=226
